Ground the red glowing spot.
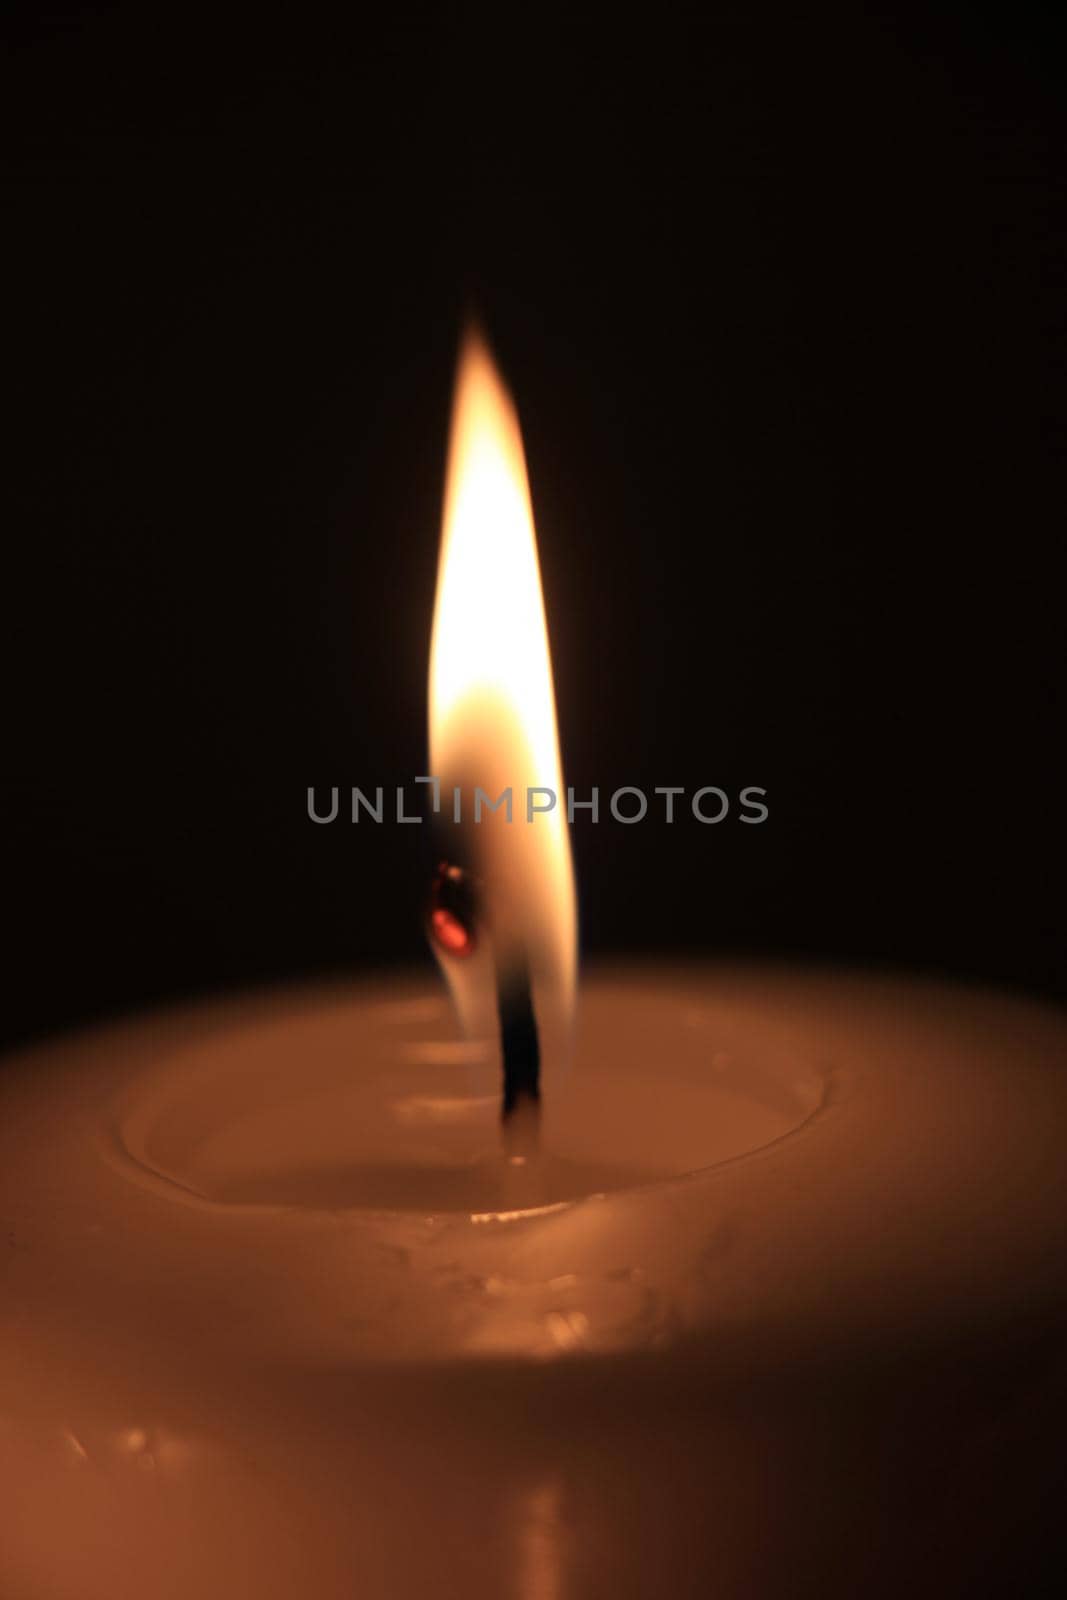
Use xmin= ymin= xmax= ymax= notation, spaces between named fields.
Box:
xmin=428 ymin=860 xmax=479 ymax=958
xmin=430 ymin=906 xmax=474 ymax=957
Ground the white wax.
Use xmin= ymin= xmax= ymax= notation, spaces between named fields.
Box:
xmin=1 ymin=964 xmax=1066 ymax=1598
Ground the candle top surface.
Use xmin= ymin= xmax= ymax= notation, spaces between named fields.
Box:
xmin=2 ymin=963 xmax=1066 ymax=1378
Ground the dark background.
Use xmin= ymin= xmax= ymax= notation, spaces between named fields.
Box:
xmin=5 ymin=3 xmax=1065 ymax=1050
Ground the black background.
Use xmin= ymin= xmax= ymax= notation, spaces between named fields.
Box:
xmin=5 ymin=3 xmax=1066 ymax=1051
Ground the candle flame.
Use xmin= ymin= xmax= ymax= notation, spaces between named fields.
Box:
xmin=429 ymin=326 xmax=576 ymax=1033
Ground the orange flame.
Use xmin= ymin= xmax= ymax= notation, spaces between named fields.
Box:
xmin=429 ymin=327 xmax=576 ymax=1034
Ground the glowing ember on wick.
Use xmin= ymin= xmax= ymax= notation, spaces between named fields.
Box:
xmin=428 ymin=325 xmax=577 ymax=1118
xmin=428 ymin=861 xmax=478 ymax=959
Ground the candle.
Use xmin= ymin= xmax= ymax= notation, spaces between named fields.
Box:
xmin=3 ymin=968 xmax=1067 ymax=1596
xmin=2 ymin=332 xmax=1066 ymax=1598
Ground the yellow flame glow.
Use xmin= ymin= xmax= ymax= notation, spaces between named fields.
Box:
xmin=429 ymin=327 xmax=576 ymax=1020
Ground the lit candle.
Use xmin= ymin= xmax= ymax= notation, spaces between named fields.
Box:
xmin=2 ymin=333 xmax=1066 ymax=1598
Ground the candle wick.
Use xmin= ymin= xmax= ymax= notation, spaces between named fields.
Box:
xmin=497 ymin=950 xmax=540 ymax=1126
xmin=425 ymin=858 xmax=541 ymax=1138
